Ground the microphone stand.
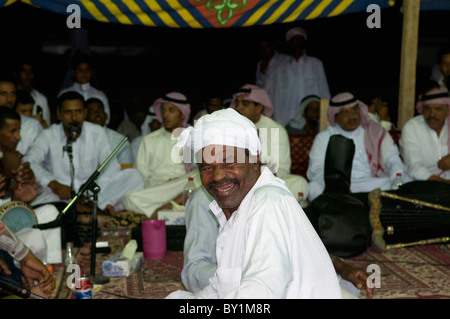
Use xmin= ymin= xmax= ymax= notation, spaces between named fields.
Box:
xmin=34 ymin=137 xmax=128 ymax=230
xmin=87 ymin=182 xmax=109 ymax=285
xmin=33 ymin=137 xmax=128 ymax=286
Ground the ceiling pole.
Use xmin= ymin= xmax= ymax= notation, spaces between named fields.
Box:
xmin=397 ymin=0 xmax=421 ymax=129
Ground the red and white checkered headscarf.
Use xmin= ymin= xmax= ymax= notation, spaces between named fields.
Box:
xmin=416 ymin=87 xmax=450 ymax=151
xmin=328 ymin=92 xmax=387 ymax=177
xmin=153 ymin=92 xmax=191 ymax=128
xmin=229 ymin=84 xmax=274 ymax=118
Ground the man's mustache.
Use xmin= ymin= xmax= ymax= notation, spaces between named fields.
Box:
xmin=208 ymin=178 xmax=240 ymax=191
xmin=426 ymin=116 xmax=439 ymax=122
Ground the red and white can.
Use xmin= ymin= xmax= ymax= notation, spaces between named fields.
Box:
xmin=75 ymin=276 xmax=92 ymax=299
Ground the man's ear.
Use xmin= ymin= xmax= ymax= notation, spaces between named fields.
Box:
xmin=256 ymin=104 xmax=264 ymax=115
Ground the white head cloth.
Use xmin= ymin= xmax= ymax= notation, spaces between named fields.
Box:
xmin=176 ymin=108 xmax=261 ymax=164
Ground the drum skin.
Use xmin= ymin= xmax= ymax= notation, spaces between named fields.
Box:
xmin=0 ymin=201 xmax=37 ymax=233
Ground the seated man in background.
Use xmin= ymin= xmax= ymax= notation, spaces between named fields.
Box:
xmin=85 ymin=97 xmax=135 ymax=166
xmin=192 ymin=88 xmax=225 ymax=121
xmin=230 ymin=83 xmax=309 ymax=200
xmin=23 ymin=91 xmax=144 ymax=216
xmin=13 ymin=60 xmax=51 ymax=128
xmin=123 ymin=92 xmax=201 ymax=219
xmin=0 ymin=75 xmax=42 ymax=156
xmin=307 ymin=92 xmax=408 ymax=202
xmin=400 ymin=87 xmax=450 ymax=183
xmin=285 ymin=94 xmax=321 ymax=135
xmin=58 ymin=51 xmax=111 ymax=125
xmin=167 ymin=108 xmax=342 ymax=298
xmin=0 ymin=106 xmax=63 ymax=265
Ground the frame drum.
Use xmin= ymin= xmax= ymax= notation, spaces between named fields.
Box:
xmin=0 ymin=201 xmax=37 ymax=233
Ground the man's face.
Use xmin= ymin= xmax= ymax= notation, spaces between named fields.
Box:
xmin=234 ymin=95 xmax=263 ymax=123
xmin=288 ymin=35 xmax=307 ymax=51
xmin=161 ymin=102 xmax=184 ymax=132
xmin=72 ymin=62 xmax=92 ymax=84
xmin=15 ymin=103 xmax=34 ymax=117
xmin=17 ymin=64 xmax=34 ymax=88
xmin=0 ymin=118 xmax=21 ymax=152
xmin=205 ymin=97 xmax=223 ymax=114
xmin=86 ymin=100 xmax=107 ymax=126
xmin=304 ymin=100 xmax=320 ymax=121
xmin=335 ymin=104 xmax=361 ymax=132
xmin=439 ymin=53 xmax=450 ymax=78
xmin=0 ymin=82 xmax=16 ymax=108
xmin=57 ymin=99 xmax=86 ymax=135
xmin=422 ymin=103 xmax=449 ymax=134
xmin=199 ymin=145 xmax=260 ymax=216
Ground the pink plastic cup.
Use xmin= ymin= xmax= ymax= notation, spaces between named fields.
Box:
xmin=142 ymin=220 xmax=166 ymax=259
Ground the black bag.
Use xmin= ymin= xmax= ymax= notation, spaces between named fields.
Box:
xmin=304 ymin=134 xmax=371 ymax=258
xmin=305 ymin=193 xmax=371 ymax=258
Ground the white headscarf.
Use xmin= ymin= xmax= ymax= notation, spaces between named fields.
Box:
xmin=176 ymin=108 xmax=261 ymax=164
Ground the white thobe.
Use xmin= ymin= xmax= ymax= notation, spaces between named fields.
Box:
xmin=59 ymin=82 xmax=111 ymax=125
xmin=167 ymin=166 xmax=342 ymax=299
xmin=181 ymin=183 xmax=358 ymax=298
xmin=400 ymin=115 xmax=450 ymax=181
xmin=307 ymin=125 xmax=407 ymax=201
xmin=30 ymin=88 xmax=51 ymax=126
xmin=17 ymin=114 xmax=42 ymax=156
xmin=123 ymin=127 xmax=201 ymax=217
xmin=256 ymin=115 xmax=308 ymax=198
xmin=23 ymin=122 xmax=144 ymax=211
xmin=270 ymin=54 xmax=330 ymax=126
xmin=255 ymin=51 xmax=290 ymax=106
xmin=105 ymin=127 xmax=134 ymax=164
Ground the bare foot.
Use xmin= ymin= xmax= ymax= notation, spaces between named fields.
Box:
xmin=103 ymin=204 xmax=116 ymax=216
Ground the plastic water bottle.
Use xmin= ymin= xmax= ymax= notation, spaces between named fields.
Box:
xmin=65 ymin=242 xmax=76 ymax=265
xmin=183 ymin=177 xmax=196 ymax=205
xmin=391 ymin=173 xmax=403 ymax=190
xmin=297 ymin=192 xmax=308 ymax=208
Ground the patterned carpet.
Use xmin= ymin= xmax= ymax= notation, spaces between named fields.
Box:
xmin=343 ymin=244 xmax=450 ymax=299
xmin=53 ymin=227 xmax=450 ymax=299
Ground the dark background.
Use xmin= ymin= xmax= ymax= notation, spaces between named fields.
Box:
xmin=0 ymin=2 xmax=449 ymax=128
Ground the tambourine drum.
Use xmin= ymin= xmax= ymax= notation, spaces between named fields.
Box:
xmin=369 ymin=181 xmax=450 ymax=249
xmin=0 ymin=201 xmax=37 ymax=233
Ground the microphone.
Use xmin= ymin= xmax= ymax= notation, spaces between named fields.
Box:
xmin=63 ymin=125 xmax=80 ymax=155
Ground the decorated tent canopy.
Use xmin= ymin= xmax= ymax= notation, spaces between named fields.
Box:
xmin=0 ymin=0 xmax=396 ymax=28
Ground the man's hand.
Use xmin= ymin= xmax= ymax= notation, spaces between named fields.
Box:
xmin=20 ymin=250 xmax=56 ymax=297
xmin=48 ymin=180 xmax=72 ymax=200
xmin=0 ymin=258 xmax=12 ymax=275
xmin=12 ymin=162 xmax=35 ymax=185
xmin=331 ymin=255 xmax=374 ymax=298
xmin=438 ymin=154 xmax=450 ymax=171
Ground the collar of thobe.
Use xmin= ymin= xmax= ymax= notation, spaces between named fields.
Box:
xmin=73 ymin=82 xmax=92 ymax=91
xmin=59 ymin=122 xmax=85 ymax=144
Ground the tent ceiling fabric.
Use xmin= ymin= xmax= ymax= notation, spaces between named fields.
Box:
xmin=1 ymin=0 xmax=396 ymax=28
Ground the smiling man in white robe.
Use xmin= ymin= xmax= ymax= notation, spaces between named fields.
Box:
xmin=166 ymin=108 xmax=342 ymax=299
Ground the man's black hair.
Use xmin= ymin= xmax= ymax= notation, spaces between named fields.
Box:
xmin=0 ymin=106 xmax=20 ymax=130
xmin=57 ymin=91 xmax=85 ymax=110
